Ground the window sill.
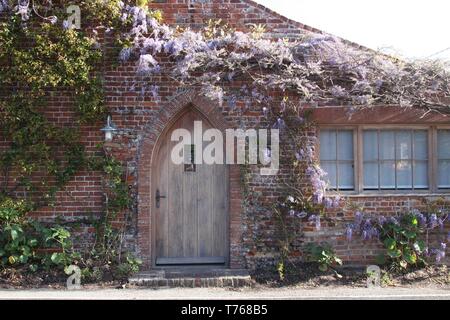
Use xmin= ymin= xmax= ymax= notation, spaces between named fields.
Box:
xmin=337 ymin=193 xmax=450 ymax=198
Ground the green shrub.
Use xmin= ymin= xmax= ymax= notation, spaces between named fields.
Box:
xmin=114 ymin=254 xmax=143 ymax=279
xmin=305 ymin=242 xmax=343 ymax=273
xmin=0 ymin=198 xmax=74 ymax=271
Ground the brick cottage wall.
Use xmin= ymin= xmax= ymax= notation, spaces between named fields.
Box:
xmin=1 ymin=0 xmax=449 ymax=270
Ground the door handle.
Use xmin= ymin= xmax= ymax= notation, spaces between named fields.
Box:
xmin=155 ymin=189 xmax=166 ymax=208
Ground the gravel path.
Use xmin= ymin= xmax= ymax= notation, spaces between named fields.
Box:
xmin=1 ymin=286 xmax=449 ymax=300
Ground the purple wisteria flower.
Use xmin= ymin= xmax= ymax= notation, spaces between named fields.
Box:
xmin=272 ymin=118 xmax=286 ymax=130
xmin=137 ymin=54 xmax=158 ymax=74
xmin=14 ymin=1 xmax=30 ymax=21
xmin=438 ymin=218 xmax=445 ymax=231
xmin=388 ymin=216 xmax=399 ymax=225
xmin=330 ymin=85 xmax=348 ymax=98
xmin=48 ymin=16 xmax=58 ymax=25
xmin=362 ymin=219 xmax=373 ymax=240
xmin=354 ymin=211 xmax=363 ymax=229
xmin=227 ymin=96 xmax=237 ymax=109
xmin=62 ymin=20 xmax=70 ymax=30
xmin=323 ymin=197 xmax=333 ymax=209
xmin=306 ymin=164 xmax=328 ymax=205
xmin=119 ymin=47 xmax=132 ymax=62
xmin=435 ymin=250 xmax=445 ymax=263
xmin=0 ymin=0 xmax=9 ymax=13
xmin=297 ymin=211 xmax=307 ymax=219
xmin=308 ymin=215 xmax=321 ymax=231
xmin=142 ymin=37 xmax=164 ymax=54
xmin=345 ymin=225 xmax=353 ymax=242
xmin=149 ymin=85 xmax=159 ymax=100
xmin=296 ymin=147 xmax=314 ymax=161
xmin=429 ymin=214 xmax=438 ymax=228
xmin=414 ymin=211 xmax=427 ymax=227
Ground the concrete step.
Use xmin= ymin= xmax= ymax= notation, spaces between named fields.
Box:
xmin=129 ymin=268 xmax=253 ymax=288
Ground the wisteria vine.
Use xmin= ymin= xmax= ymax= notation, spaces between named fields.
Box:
xmin=2 ymin=0 xmax=449 ymax=270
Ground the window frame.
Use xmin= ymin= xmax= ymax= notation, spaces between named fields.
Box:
xmin=318 ymin=124 xmax=450 ymax=196
xmin=435 ymin=126 xmax=450 ymax=191
xmin=318 ymin=126 xmax=359 ymax=193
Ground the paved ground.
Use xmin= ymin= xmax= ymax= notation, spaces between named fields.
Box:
xmin=0 ymin=286 xmax=449 ymax=300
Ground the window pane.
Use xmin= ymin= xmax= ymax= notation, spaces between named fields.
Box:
xmin=363 ymin=130 xmax=378 ymax=161
xmin=396 ymin=130 xmax=412 ymax=160
xmin=397 ymin=160 xmax=412 ymax=189
xmin=380 ymin=161 xmax=396 ymax=189
xmin=321 ymin=162 xmax=337 ymax=189
xmin=414 ymin=130 xmax=428 ymax=160
xmin=438 ymin=160 xmax=450 ymax=188
xmin=338 ymin=163 xmax=354 ymax=189
xmin=414 ymin=161 xmax=428 ymax=189
xmin=438 ymin=130 xmax=450 ymax=159
xmin=380 ymin=130 xmax=395 ymax=160
xmin=337 ymin=131 xmax=353 ymax=160
xmin=363 ymin=162 xmax=379 ymax=189
xmin=320 ymin=130 xmax=336 ymax=160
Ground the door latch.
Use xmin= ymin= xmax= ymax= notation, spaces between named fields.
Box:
xmin=155 ymin=189 xmax=166 ymax=208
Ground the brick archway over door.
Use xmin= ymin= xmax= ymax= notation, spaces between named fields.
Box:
xmin=136 ymin=91 xmax=245 ymax=269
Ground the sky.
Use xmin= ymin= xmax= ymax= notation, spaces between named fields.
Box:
xmin=254 ymin=0 xmax=450 ymax=59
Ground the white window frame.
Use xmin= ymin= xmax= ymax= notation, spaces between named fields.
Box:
xmin=318 ymin=125 xmax=450 ymax=195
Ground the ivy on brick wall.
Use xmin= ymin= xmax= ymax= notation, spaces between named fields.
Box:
xmin=0 ymin=19 xmax=104 ymax=206
xmin=0 ymin=0 xmax=148 ymax=277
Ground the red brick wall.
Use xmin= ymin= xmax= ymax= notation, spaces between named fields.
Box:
xmin=149 ymin=0 xmax=321 ymax=37
xmin=1 ymin=0 xmax=448 ymax=270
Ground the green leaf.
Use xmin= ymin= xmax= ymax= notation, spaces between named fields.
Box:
xmin=404 ymin=231 xmax=416 ymax=239
xmin=387 ymin=249 xmax=402 ymax=258
xmin=51 ymin=252 xmax=61 ymax=264
xmin=10 ymin=229 xmax=19 ymax=241
xmin=413 ymin=240 xmax=425 ymax=253
xmin=403 ymin=251 xmax=417 ymax=264
xmin=318 ymin=264 xmax=328 ymax=272
xmin=8 ymin=255 xmax=17 ymax=265
xmin=384 ymin=238 xmax=396 ymax=250
xmin=19 ymin=254 xmax=28 ymax=264
xmin=28 ymin=239 xmax=38 ymax=247
xmin=29 ymin=264 xmax=38 ymax=272
xmin=399 ymin=260 xmax=408 ymax=269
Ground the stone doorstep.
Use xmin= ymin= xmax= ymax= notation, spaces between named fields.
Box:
xmin=128 ymin=269 xmax=253 ymax=288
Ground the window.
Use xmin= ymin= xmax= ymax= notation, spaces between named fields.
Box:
xmin=363 ymin=129 xmax=428 ymax=190
xmin=319 ymin=129 xmax=355 ymax=190
xmin=318 ymin=126 xmax=450 ymax=194
xmin=438 ymin=129 xmax=450 ymax=189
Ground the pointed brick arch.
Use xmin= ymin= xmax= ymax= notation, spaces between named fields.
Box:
xmin=136 ymin=91 xmax=244 ymax=269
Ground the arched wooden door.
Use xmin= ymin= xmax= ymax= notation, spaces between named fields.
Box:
xmin=153 ymin=108 xmax=229 ymax=266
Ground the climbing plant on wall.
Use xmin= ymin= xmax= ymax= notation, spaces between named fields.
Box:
xmin=0 ymin=0 xmax=156 ymax=276
xmin=0 ymin=0 xmax=449 ymax=278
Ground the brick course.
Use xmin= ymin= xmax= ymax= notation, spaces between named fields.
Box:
xmin=1 ymin=0 xmax=448 ymax=269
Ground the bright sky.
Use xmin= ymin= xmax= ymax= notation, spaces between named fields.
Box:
xmin=254 ymin=0 xmax=450 ymax=59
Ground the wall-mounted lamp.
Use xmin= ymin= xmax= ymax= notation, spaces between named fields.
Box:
xmin=101 ymin=115 xmax=117 ymax=142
